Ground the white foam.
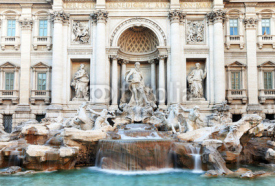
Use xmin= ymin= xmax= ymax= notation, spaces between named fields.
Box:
xmin=88 ymin=167 xmax=203 ymax=175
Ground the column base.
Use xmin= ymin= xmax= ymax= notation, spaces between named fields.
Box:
xmin=14 ymin=104 xmax=34 ymax=127
xmin=246 ymin=104 xmax=263 ymax=115
xmin=46 ymin=104 xmax=63 ymax=119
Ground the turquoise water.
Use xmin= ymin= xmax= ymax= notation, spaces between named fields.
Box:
xmin=0 ymin=167 xmax=275 ymax=186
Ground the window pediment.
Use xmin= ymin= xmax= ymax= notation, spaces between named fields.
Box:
xmin=31 ymin=62 xmax=51 ymax=70
xmin=0 ymin=62 xmax=19 ymax=70
xmin=258 ymin=61 xmax=275 ymax=68
xmin=226 ymin=61 xmax=246 ymax=69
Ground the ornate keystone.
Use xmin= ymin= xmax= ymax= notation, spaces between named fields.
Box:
xmin=207 ymin=10 xmax=226 ymax=23
xmin=51 ymin=11 xmax=70 ymax=23
xmin=244 ymin=18 xmax=258 ymax=29
xmin=91 ymin=10 xmax=108 ymax=23
xmin=168 ymin=10 xmax=185 ymax=23
xmin=19 ymin=19 xmax=33 ymax=30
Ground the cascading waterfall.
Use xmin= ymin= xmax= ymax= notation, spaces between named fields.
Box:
xmin=189 ymin=144 xmax=203 ymax=173
xmin=95 ymin=139 xmax=174 ymax=171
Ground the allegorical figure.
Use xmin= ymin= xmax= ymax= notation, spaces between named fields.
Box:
xmin=187 ymin=63 xmax=207 ymax=98
xmin=71 ymin=64 xmax=90 ymax=101
xmin=181 ymin=105 xmax=203 ymax=132
xmin=125 ymin=62 xmax=150 ymax=106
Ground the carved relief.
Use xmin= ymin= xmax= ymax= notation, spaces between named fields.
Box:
xmin=186 ymin=21 xmax=204 ymax=44
xmin=72 ymin=21 xmax=90 ymax=44
xmin=19 ymin=18 xmax=33 ymax=30
xmin=244 ymin=18 xmax=258 ymax=29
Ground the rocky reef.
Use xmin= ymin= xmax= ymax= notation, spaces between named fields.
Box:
xmin=1 ymin=101 xmax=275 ymax=179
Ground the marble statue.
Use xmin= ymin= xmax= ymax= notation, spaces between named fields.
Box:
xmin=187 ymin=63 xmax=207 ymax=99
xmin=73 ymin=102 xmax=92 ymax=130
xmin=125 ymin=62 xmax=150 ymax=107
xmin=181 ymin=105 xmax=203 ymax=132
xmin=119 ymin=62 xmax=157 ymax=123
xmin=89 ymin=108 xmax=115 ymax=130
xmin=71 ymin=64 xmax=90 ymax=101
xmin=72 ymin=21 xmax=90 ymax=43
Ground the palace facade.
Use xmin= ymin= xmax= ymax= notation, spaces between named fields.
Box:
xmin=1 ymin=0 xmax=275 ymax=131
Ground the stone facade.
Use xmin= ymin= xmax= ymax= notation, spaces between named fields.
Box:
xmin=1 ymin=0 xmax=275 ymax=129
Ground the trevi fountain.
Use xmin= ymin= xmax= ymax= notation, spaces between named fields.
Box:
xmin=1 ymin=62 xmax=275 ymax=185
xmin=1 ymin=0 xmax=275 ymax=185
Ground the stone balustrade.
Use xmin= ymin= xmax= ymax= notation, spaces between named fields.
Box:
xmin=0 ymin=90 xmax=19 ymax=104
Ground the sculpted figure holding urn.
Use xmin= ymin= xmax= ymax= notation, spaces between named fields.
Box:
xmin=187 ymin=63 xmax=207 ymax=99
xmin=71 ymin=64 xmax=90 ymax=101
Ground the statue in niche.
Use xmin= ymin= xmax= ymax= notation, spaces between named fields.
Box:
xmin=118 ymin=62 xmax=157 ymax=123
xmin=180 ymin=105 xmax=203 ymax=132
xmin=71 ymin=64 xmax=90 ymax=101
xmin=125 ymin=62 xmax=151 ymax=107
xmin=72 ymin=21 xmax=90 ymax=43
xmin=187 ymin=63 xmax=207 ymax=99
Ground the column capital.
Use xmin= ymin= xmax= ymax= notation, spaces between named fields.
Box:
xmin=206 ymin=9 xmax=226 ymax=23
xmin=109 ymin=55 xmax=119 ymax=60
xmin=158 ymin=55 xmax=167 ymax=60
xmin=148 ymin=59 xmax=155 ymax=64
xmin=120 ymin=59 xmax=129 ymax=64
xmin=169 ymin=10 xmax=185 ymax=24
xmin=244 ymin=18 xmax=258 ymax=29
xmin=51 ymin=10 xmax=70 ymax=23
xmin=91 ymin=10 xmax=108 ymax=23
xmin=19 ymin=18 xmax=33 ymax=30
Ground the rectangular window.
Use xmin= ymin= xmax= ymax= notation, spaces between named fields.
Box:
xmin=231 ymin=72 xmax=241 ymax=90
xmin=264 ymin=72 xmax=273 ymax=89
xmin=39 ymin=20 xmax=48 ymax=37
xmin=36 ymin=114 xmax=46 ymax=123
xmin=37 ymin=73 xmax=46 ymax=90
xmin=229 ymin=19 xmax=238 ymax=35
xmin=7 ymin=20 xmax=16 ymax=37
xmin=3 ymin=115 xmax=12 ymax=133
xmin=262 ymin=19 xmax=270 ymax=35
xmin=5 ymin=73 xmax=14 ymax=90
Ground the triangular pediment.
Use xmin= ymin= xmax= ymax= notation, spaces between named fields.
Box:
xmin=226 ymin=61 xmax=246 ymax=67
xmin=0 ymin=62 xmax=17 ymax=68
xmin=259 ymin=61 xmax=275 ymax=67
xmin=32 ymin=62 xmax=51 ymax=69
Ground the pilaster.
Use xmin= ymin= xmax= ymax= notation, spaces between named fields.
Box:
xmin=207 ymin=10 xmax=226 ymax=104
xmin=245 ymin=17 xmax=259 ymax=105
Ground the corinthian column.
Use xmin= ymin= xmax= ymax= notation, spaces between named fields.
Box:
xmin=148 ymin=59 xmax=156 ymax=95
xmin=111 ymin=55 xmax=118 ymax=106
xmin=168 ymin=10 xmax=185 ymax=104
xmin=51 ymin=11 xmax=69 ymax=106
xmin=120 ymin=59 xmax=129 ymax=95
xmin=158 ymin=55 xmax=166 ymax=105
xmin=245 ymin=18 xmax=258 ymax=104
xmin=19 ymin=19 xmax=33 ymax=105
xmin=91 ymin=10 xmax=108 ymax=105
xmin=207 ymin=10 xmax=226 ymax=104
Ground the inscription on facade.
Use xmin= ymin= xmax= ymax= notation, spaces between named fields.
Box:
xmin=180 ymin=2 xmax=212 ymax=9
xmin=106 ymin=2 xmax=170 ymax=9
xmin=64 ymin=3 xmax=95 ymax=9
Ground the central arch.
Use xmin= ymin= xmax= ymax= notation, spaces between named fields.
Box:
xmin=110 ymin=17 xmax=167 ymax=47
